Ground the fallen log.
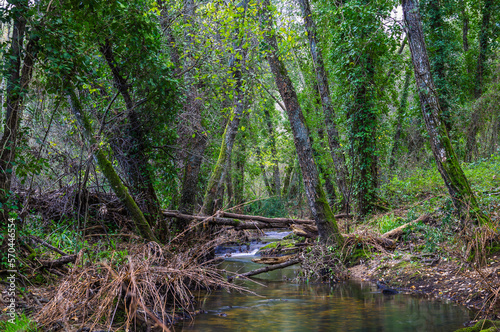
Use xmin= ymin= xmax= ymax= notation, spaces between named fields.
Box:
xmin=382 ymin=214 xmax=430 ymax=239
xmin=252 ymin=255 xmax=297 ymax=265
xmin=291 ymin=224 xmax=396 ymax=249
xmin=163 ymin=210 xmax=353 ymax=228
xmin=162 ymin=210 xmax=290 ymax=229
xmin=228 ymin=258 xmax=301 ymax=281
xmin=30 ymin=236 xmax=67 ymax=256
xmin=39 ymin=255 xmax=77 ymax=268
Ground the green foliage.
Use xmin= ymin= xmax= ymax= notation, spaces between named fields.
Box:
xmin=0 ymin=313 xmax=38 ymax=332
xmin=244 ymin=197 xmax=286 ymax=218
xmin=377 ymin=213 xmax=406 ymax=234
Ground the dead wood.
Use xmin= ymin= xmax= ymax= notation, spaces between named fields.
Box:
xmin=162 ymin=210 xmax=289 ymax=229
xmin=164 ymin=210 xmax=352 ymax=227
xmin=292 ymin=224 xmax=396 ymax=249
xmin=252 ymin=255 xmax=297 ymax=265
xmin=30 ymin=236 xmax=67 ymax=256
xmin=228 ymin=257 xmax=302 ymax=281
xmin=39 ymin=255 xmax=77 ymax=268
xmin=291 ymin=224 xmax=318 ymax=238
xmin=382 ymin=214 xmax=431 ymax=239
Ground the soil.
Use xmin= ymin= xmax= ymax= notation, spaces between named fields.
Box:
xmin=348 ymin=249 xmax=500 ymax=322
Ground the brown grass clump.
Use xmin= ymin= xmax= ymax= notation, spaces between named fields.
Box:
xmin=35 ymin=241 xmax=247 ymax=331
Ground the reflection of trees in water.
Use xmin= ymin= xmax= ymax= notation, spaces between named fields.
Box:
xmin=184 ymin=262 xmax=469 ymax=331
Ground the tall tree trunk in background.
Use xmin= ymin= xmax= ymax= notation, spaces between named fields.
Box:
xmin=261 ymin=0 xmax=343 ymax=245
xmin=350 ymin=55 xmax=378 ymax=218
xmin=460 ymin=0 xmax=469 ymax=53
xmin=100 ymin=40 xmax=161 ymax=227
xmin=402 ymin=0 xmax=486 ymax=223
xmin=200 ymin=0 xmax=249 ymax=215
xmin=0 ymin=7 xmax=37 ymax=225
xmin=233 ymin=136 xmax=246 ymax=213
xmin=176 ymin=0 xmax=209 ymax=219
xmin=390 ymin=69 xmax=411 ymax=169
xmin=298 ymin=0 xmax=349 ymax=211
xmin=68 ymin=89 xmax=157 ymax=242
xmin=421 ymin=0 xmax=452 ymax=132
xmin=255 ymin=145 xmax=274 ymax=197
xmin=263 ymin=107 xmax=281 ymax=196
xmin=466 ymin=0 xmax=494 ymax=162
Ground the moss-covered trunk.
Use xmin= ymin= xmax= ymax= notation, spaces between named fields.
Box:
xmin=298 ymin=0 xmax=349 ymax=211
xmin=100 ymin=39 xmax=161 ymax=226
xmin=403 ymin=0 xmax=487 ymax=224
xmin=261 ymin=0 xmax=343 ymax=245
xmin=68 ymin=89 xmax=158 ymax=242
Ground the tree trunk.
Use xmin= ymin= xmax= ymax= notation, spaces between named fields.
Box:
xmin=200 ymin=35 xmax=248 ymax=215
xmin=0 ymin=8 xmax=37 ymax=225
xmin=460 ymin=0 xmax=469 ymax=53
xmin=261 ymin=0 xmax=343 ymax=245
xmin=233 ymin=137 xmax=246 ymax=213
xmin=68 ymin=89 xmax=157 ymax=242
xmin=466 ymin=0 xmax=494 ymax=162
xmin=298 ymin=0 xmax=349 ymax=211
xmin=389 ymin=69 xmax=411 ymax=169
xmin=421 ymin=0 xmax=452 ymax=132
xmin=100 ymin=39 xmax=161 ymax=226
xmin=402 ymin=0 xmax=486 ymax=223
xmin=263 ymin=106 xmax=281 ymax=196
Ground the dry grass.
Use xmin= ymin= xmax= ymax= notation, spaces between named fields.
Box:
xmin=35 ymin=240 xmax=248 ymax=331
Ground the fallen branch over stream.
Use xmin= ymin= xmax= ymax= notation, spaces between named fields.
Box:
xmin=162 ymin=210 xmax=351 ymax=230
xmin=227 ymin=257 xmax=302 ymax=281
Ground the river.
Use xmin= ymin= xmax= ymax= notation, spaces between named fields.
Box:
xmin=177 ymin=231 xmax=470 ymax=331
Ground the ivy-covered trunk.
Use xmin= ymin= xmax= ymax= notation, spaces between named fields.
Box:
xmin=420 ymin=0 xmax=453 ymax=132
xmin=68 ymin=89 xmax=158 ymax=242
xmin=261 ymin=0 xmax=343 ymax=245
xmin=402 ymin=0 xmax=487 ymax=224
xmin=0 ymin=7 xmax=37 ymax=225
xmin=100 ymin=40 xmax=161 ymax=226
xmin=298 ymin=0 xmax=349 ymax=211
xmin=466 ymin=0 xmax=494 ymax=162
xmin=350 ymin=55 xmax=378 ymax=218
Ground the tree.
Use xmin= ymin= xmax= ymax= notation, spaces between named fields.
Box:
xmin=0 ymin=1 xmax=37 ymax=225
xmin=261 ymin=0 xmax=343 ymax=245
xmin=298 ymin=0 xmax=349 ymax=211
xmin=67 ymin=89 xmax=158 ymax=242
xmin=402 ymin=0 xmax=487 ymax=223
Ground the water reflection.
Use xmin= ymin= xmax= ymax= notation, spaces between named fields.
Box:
xmin=177 ymin=259 xmax=470 ymax=332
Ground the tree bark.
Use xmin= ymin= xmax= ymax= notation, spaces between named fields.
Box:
xmin=261 ymin=0 xmax=343 ymax=245
xmin=402 ymin=0 xmax=486 ymax=223
xmin=298 ymin=0 xmax=349 ymax=211
xmin=68 ymin=89 xmax=158 ymax=242
xmin=0 ymin=7 xmax=37 ymax=225
xmin=100 ymin=39 xmax=161 ymax=226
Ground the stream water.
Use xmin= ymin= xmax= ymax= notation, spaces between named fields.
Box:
xmin=177 ymin=231 xmax=471 ymax=332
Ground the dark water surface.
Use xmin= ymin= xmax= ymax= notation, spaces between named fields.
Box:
xmin=177 ymin=234 xmax=470 ymax=332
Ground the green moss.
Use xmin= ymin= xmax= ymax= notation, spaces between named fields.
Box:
xmin=454 ymin=319 xmax=500 ymax=332
xmin=259 ymin=239 xmax=296 ymax=251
